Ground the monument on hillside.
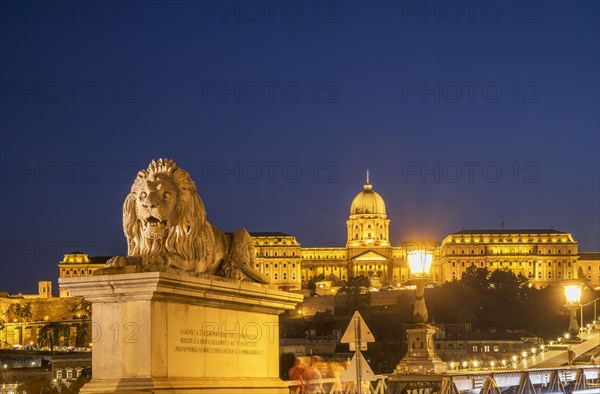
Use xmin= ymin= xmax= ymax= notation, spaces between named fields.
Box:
xmin=60 ymin=159 xmax=302 ymax=394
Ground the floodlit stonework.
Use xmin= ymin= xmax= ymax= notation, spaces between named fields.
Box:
xmin=101 ymin=158 xmax=269 ymax=283
xmin=59 ymin=159 xmax=303 ymax=393
xmin=256 ymin=174 xmax=599 ymax=289
xmin=61 ymin=272 xmax=301 ymax=393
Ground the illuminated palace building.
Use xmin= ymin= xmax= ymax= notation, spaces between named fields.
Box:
xmin=250 ymin=175 xmax=599 ymax=290
xmin=55 ymin=176 xmax=600 ymax=291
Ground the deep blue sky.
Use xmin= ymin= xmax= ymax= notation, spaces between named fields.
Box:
xmin=1 ymin=0 xmax=598 ymax=294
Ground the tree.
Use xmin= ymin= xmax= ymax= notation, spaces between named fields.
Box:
xmin=338 ymin=275 xmax=371 ymax=311
xmin=75 ymin=321 xmax=91 ymax=347
xmin=38 ymin=322 xmax=69 ymax=352
xmin=577 ymin=267 xmax=593 ymax=289
xmin=305 ymin=274 xmax=325 ymax=293
xmin=13 ymin=302 xmax=33 ymax=345
xmin=18 ymin=378 xmax=62 ymax=394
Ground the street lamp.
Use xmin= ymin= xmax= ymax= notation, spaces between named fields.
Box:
xmin=563 ymin=279 xmax=582 ymax=340
xmin=395 ymin=244 xmax=446 ymax=374
xmin=406 ymin=249 xmax=433 ymax=323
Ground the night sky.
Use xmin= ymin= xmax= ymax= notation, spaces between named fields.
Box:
xmin=0 ymin=0 xmax=598 ymax=294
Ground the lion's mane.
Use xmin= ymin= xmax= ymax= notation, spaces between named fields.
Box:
xmin=122 ymin=159 xmax=212 ymax=266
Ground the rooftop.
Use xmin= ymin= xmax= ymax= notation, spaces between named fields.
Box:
xmin=579 ymin=252 xmax=600 ymax=260
xmin=452 ymin=229 xmax=567 ymax=235
xmin=249 ymin=232 xmax=292 ymax=237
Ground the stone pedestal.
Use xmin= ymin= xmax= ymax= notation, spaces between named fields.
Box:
xmin=395 ymin=325 xmax=447 ymax=374
xmin=60 ymin=272 xmax=303 ymax=393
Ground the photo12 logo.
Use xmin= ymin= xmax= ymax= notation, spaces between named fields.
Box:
xmin=401 ymin=81 xmax=540 ymax=104
xmin=199 ymin=1 xmax=340 ymax=24
xmin=399 ymin=1 xmax=540 ymax=24
xmin=0 ymin=1 xmax=142 ymax=24
xmin=401 ymin=162 xmax=540 ymax=184
xmin=0 ymin=81 xmax=140 ymax=104
xmin=200 ymin=161 xmax=340 ymax=184
xmin=201 ymin=81 xmax=340 ymax=104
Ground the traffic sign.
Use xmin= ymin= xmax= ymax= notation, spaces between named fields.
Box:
xmin=341 ymin=351 xmax=377 ymax=382
xmin=341 ymin=311 xmax=375 ymax=344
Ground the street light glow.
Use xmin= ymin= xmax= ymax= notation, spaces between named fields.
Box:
xmin=407 ymin=250 xmax=433 ymax=277
xmin=564 ymin=281 xmax=582 ymax=304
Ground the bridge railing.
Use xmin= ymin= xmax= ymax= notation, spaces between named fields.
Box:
xmin=287 ymin=375 xmax=389 ymax=394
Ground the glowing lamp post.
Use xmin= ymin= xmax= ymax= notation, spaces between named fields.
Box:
xmin=407 ymin=250 xmax=433 ymax=323
xmin=394 ymin=244 xmax=446 ymax=375
xmin=563 ymin=279 xmax=582 ymax=339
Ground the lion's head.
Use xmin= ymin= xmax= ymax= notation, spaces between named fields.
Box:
xmin=123 ymin=159 xmax=206 ymax=261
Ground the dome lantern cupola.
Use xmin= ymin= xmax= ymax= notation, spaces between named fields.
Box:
xmin=346 ymin=170 xmax=390 ymax=247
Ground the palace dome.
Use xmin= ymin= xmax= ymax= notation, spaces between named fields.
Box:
xmin=350 ymin=182 xmax=386 ymax=216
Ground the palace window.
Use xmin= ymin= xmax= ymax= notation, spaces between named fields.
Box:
xmin=292 ymin=272 xmax=296 ymax=280
xmin=452 ymin=262 xmax=456 ymax=267
xmin=548 ymin=262 xmax=552 ymax=267
xmin=273 ymin=273 xmax=278 ymax=280
xmin=283 ymin=273 xmax=287 ymax=280
xmin=292 ymin=252 xmax=296 ymax=256
xmin=537 ymin=272 xmax=542 ymax=279
xmin=57 ymin=370 xmax=63 ymax=379
xmin=548 ymin=272 xmax=552 ymax=279
xmin=292 ymin=263 xmax=296 ymax=268
xmin=480 ymin=262 xmax=484 ymax=267
xmin=283 ymin=252 xmax=286 ymax=256
xmin=283 ymin=263 xmax=287 ymax=268
xmin=265 ymin=263 xmax=269 ymax=268
xmin=274 ymin=263 xmax=278 ymax=268
xmin=265 ymin=252 xmax=269 ymax=257
xmin=274 ymin=252 xmax=278 ymax=257
xmin=66 ymin=369 xmax=73 ymax=380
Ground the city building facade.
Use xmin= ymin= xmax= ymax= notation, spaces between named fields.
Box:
xmin=58 ymin=253 xmax=110 ymax=297
xmin=258 ymin=176 xmax=598 ymax=290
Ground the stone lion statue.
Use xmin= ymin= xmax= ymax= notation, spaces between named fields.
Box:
xmin=103 ymin=159 xmax=269 ymax=284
